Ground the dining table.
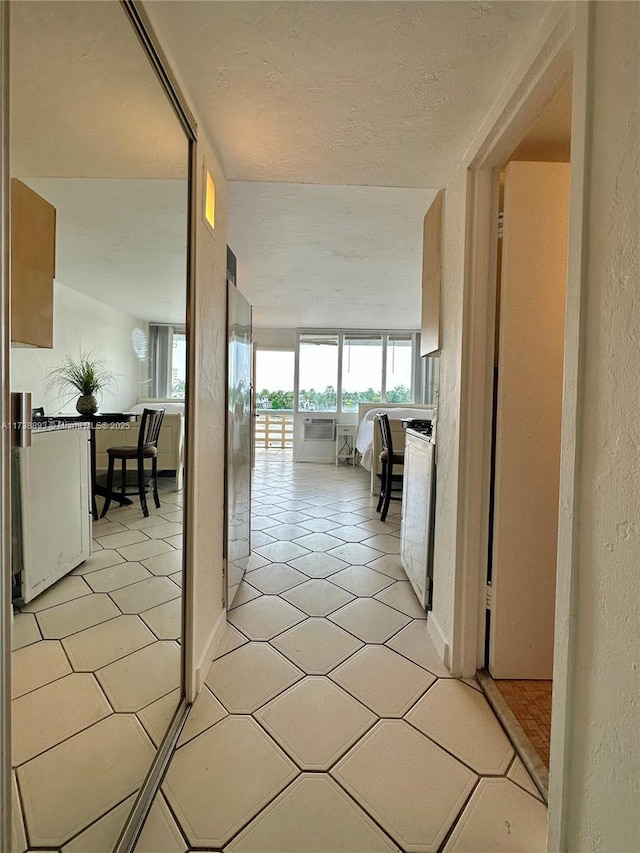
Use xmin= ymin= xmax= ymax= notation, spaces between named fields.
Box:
xmin=53 ymin=412 xmax=138 ymax=520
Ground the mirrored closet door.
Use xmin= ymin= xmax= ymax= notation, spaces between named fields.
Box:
xmin=9 ymin=2 xmax=190 ymax=849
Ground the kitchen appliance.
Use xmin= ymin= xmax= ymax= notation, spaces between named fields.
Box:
xmin=11 ymin=392 xmax=92 ymax=604
xmin=224 ymin=248 xmax=253 ymax=609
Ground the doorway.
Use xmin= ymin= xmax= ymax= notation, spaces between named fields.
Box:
xmin=254 ymin=349 xmax=295 ymax=455
xmin=474 ymin=77 xmax=573 ymax=788
xmin=486 ymin=157 xmax=570 ymax=775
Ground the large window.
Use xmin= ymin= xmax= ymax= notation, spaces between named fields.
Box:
xmin=296 ymin=330 xmax=420 ymax=413
xmin=298 ymin=333 xmax=339 ymax=411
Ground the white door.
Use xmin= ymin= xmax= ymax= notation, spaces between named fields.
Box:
xmin=489 ymin=161 xmax=569 ymax=679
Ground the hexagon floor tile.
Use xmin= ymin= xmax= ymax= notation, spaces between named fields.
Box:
xmin=227 ymin=596 xmax=306 ymax=641
xmin=288 ymin=551 xmax=350 ymax=578
xmin=61 ymin=615 xmax=156 ymax=672
xmin=443 ymin=778 xmax=548 ymax=852
xmin=328 ymin=598 xmax=411 ymax=643
xmin=271 ymin=618 xmax=363 ymax=675
xmin=11 ymin=640 xmax=71 ymax=698
xmin=225 ymin=774 xmax=401 ymax=852
xmin=213 ymin=624 xmax=249 ymax=660
xmin=134 ymin=793 xmax=187 ymax=853
xmin=406 ymin=679 xmax=514 ymax=775
xmin=18 ymin=715 xmax=155 ymax=848
xmin=12 ymin=673 xmax=111 ymax=765
xmin=96 ymin=641 xmax=181 ymax=712
xmin=61 ymin=794 xmax=137 ymax=853
xmin=330 ymin=645 xmax=436 ymax=717
xmin=35 ymin=594 xmax=120 ymax=640
xmin=176 ymin=687 xmax=227 ymax=748
xmin=385 ymin=620 xmax=453 ymax=677
xmin=281 ymin=578 xmax=355 ymax=616
xmin=332 ymin=720 xmax=477 ymax=852
xmin=205 ymin=642 xmax=303 ymax=713
xmin=374 ymin=580 xmax=428 ymax=619
xmin=163 ymin=716 xmax=298 ymax=849
xmin=327 ymin=543 xmax=383 ymax=565
xmin=137 ymin=690 xmax=182 ymax=747
xmin=330 ymin=565 xmax=397 ymax=596
xmin=255 ymin=676 xmax=376 ymax=771
xmin=246 ymin=563 xmax=308 ymax=594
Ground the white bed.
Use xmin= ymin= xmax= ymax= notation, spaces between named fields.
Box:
xmin=95 ymin=399 xmax=185 ymax=491
xmin=356 ymin=403 xmax=435 ymax=494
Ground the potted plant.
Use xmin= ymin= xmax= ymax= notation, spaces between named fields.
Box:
xmin=47 ymin=351 xmax=115 ymax=415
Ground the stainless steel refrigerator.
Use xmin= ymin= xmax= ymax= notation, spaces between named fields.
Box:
xmin=225 ymin=248 xmax=253 ymax=608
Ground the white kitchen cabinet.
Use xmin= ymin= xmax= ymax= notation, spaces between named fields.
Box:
xmin=400 ymin=430 xmax=436 ymax=610
xmin=13 ymin=426 xmax=91 ymax=603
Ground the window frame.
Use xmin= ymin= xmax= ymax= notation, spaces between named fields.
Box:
xmin=294 ymin=329 xmax=422 ymax=414
xmin=149 ymin=322 xmax=187 ymax=399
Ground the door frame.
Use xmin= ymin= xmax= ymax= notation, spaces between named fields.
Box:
xmin=451 ymin=4 xmax=575 ymax=678
xmin=452 ymin=5 xmax=591 ymax=849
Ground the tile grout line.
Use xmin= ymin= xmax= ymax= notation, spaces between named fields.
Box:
xmin=435 ymin=775 xmax=483 ymax=853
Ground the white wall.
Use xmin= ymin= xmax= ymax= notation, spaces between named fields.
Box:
xmin=550 ymin=4 xmax=640 ymax=850
xmin=11 ymin=281 xmax=146 ymax=412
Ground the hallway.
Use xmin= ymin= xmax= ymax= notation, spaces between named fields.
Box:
xmin=136 ymin=452 xmax=547 ymax=852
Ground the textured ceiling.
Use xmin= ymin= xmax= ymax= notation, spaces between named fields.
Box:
xmin=10 ymin=1 xmax=186 ymax=179
xmin=146 ymin=0 xmax=552 ymax=188
xmin=228 ymin=183 xmax=436 ymax=329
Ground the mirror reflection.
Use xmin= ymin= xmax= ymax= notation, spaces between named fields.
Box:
xmin=9 ymin=2 xmax=189 ymax=848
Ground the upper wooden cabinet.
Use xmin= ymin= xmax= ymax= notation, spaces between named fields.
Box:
xmin=11 ymin=178 xmax=56 ymax=348
xmin=420 ymin=190 xmax=443 ymax=356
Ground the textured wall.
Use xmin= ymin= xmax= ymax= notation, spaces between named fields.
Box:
xmin=559 ymin=4 xmax=640 ymax=849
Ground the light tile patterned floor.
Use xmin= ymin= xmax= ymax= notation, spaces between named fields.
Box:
xmin=137 ymin=451 xmax=547 ymax=853
xmin=11 ymin=478 xmax=183 ymax=852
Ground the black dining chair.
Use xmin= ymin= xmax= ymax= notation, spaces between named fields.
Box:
xmin=100 ymin=408 xmax=165 ymax=518
xmin=376 ymin=413 xmax=405 ymax=522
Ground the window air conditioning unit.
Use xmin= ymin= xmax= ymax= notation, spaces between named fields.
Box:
xmin=303 ymin=417 xmax=336 ymax=441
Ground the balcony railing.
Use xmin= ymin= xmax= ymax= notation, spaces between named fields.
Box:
xmin=255 ymin=410 xmax=294 ymax=449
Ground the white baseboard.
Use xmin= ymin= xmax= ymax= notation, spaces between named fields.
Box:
xmin=427 ymin=613 xmax=451 ymax=671
xmin=194 ymin=609 xmax=227 ymax=698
